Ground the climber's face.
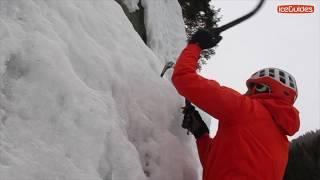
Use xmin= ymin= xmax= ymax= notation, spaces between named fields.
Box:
xmin=245 ymin=83 xmax=271 ymax=95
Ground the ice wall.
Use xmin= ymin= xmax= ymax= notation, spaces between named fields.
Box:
xmin=0 ymin=0 xmax=198 ymax=180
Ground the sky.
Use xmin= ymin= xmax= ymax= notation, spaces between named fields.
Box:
xmin=202 ymin=0 xmax=320 ymax=138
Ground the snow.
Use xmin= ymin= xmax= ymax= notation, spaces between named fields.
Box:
xmin=0 ymin=0 xmax=199 ymax=180
xmin=142 ymin=0 xmax=186 ymax=62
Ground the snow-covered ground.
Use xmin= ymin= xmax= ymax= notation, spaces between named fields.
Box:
xmin=0 ymin=0 xmax=200 ymax=179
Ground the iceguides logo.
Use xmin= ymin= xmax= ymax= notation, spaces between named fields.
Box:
xmin=277 ymin=5 xmax=314 ymax=14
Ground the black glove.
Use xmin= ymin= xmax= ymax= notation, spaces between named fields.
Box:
xmin=188 ymin=29 xmax=222 ymax=49
xmin=182 ymin=104 xmax=209 ymax=138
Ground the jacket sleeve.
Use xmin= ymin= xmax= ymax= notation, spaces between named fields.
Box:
xmin=172 ymin=44 xmax=251 ymax=122
xmin=196 ymin=133 xmax=212 ymax=167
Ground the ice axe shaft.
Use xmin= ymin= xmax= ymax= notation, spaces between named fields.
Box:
xmin=182 ymin=99 xmax=192 ymax=135
xmin=210 ymin=0 xmax=265 ymax=36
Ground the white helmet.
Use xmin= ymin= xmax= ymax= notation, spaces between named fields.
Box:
xmin=246 ymin=68 xmax=298 ymax=103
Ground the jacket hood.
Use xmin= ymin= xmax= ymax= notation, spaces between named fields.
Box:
xmin=260 ymin=98 xmax=300 ymax=136
xmin=250 ymin=94 xmax=300 ymax=136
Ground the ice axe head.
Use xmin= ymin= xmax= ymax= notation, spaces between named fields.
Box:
xmin=160 ymin=61 xmax=175 ymax=77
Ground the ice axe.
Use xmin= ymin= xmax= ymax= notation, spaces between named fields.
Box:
xmin=160 ymin=0 xmax=265 ymax=77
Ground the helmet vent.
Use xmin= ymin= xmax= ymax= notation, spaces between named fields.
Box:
xmin=280 ymin=77 xmax=286 ymax=84
xmin=259 ymin=70 xmax=265 ymax=77
xmin=289 ymin=76 xmax=295 ymax=88
xmin=279 ymin=71 xmax=285 ymax=77
xmin=269 ymin=69 xmax=275 ymax=77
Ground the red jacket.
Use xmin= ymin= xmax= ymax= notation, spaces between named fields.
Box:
xmin=172 ymin=44 xmax=300 ymax=180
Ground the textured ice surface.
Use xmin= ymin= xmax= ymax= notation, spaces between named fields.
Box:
xmin=0 ymin=0 xmax=199 ymax=180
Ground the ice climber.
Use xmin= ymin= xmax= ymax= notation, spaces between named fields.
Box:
xmin=172 ymin=29 xmax=300 ymax=180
